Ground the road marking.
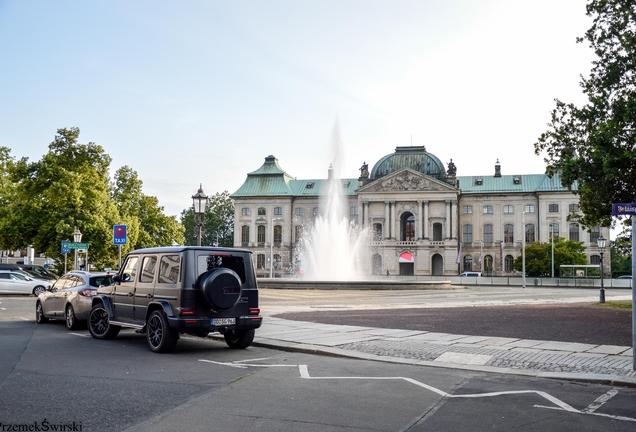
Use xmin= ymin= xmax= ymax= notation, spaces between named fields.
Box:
xmin=0 ymin=308 xmax=6 ymax=311
xmin=205 ymin=361 xmax=636 ymax=423
xmin=70 ymin=333 xmax=90 ymax=338
xmin=582 ymin=388 xmax=619 ymax=413
xmin=18 ymin=317 xmax=29 ymax=321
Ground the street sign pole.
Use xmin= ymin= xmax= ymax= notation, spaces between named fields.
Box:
xmin=64 ymin=253 xmax=67 ymax=274
xmin=611 ymin=203 xmax=636 ymax=370
xmin=118 ymin=245 xmax=122 ymax=270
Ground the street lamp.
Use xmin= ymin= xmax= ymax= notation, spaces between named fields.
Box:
xmin=191 ymin=184 xmax=208 ymax=247
xmin=270 ymin=217 xmax=283 ymax=278
xmin=597 ymin=235 xmax=607 ymax=304
xmin=550 ymin=223 xmax=555 ymax=278
xmin=73 ymin=227 xmax=82 ymax=270
xmin=522 ymin=212 xmax=526 ymax=289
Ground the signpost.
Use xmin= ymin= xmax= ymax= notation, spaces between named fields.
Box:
xmin=612 ymin=203 xmax=636 ymax=370
xmin=113 ymin=225 xmax=127 ymax=269
xmin=61 ymin=240 xmax=70 ymax=274
xmin=67 ymin=242 xmax=89 ymax=271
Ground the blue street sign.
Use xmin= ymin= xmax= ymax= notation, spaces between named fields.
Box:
xmin=61 ymin=240 xmax=71 ymax=254
xmin=113 ymin=224 xmax=127 ymax=245
xmin=612 ymin=203 xmax=636 ymax=215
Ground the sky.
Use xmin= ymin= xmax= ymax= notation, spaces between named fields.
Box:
xmin=0 ymin=0 xmax=595 ymax=218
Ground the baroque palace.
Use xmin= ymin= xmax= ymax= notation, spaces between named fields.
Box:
xmin=231 ymin=146 xmax=608 ymax=277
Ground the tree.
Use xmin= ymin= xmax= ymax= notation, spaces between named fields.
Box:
xmin=110 ymin=166 xmax=184 ymax=251
xmin=534 ymin=0 xmax=636 ymax=228
xmin=2 ymin=128 xmax=121 ymax=269
xmin=611 ymin=228 xmax=633 ymax=277
xmin=514 ymin=238 xmax=587 ymax=277
xmin=181 ymin=191 xmax=234 ymax=246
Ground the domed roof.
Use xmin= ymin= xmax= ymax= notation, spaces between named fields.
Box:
xmin=370 ymin=146 xmax=446 ymax=180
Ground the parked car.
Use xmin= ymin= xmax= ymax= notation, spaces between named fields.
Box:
xmin=459 ymin=272 xmax=482 ymax=277
xmin=87 ymin=246 xmax=262 ymax=353
xmin=36 ymin=271 xmax=114 ymax=330
xmin=617 ymin=275 xmax=633 ymax=279
xmin=0 ymin=264 xmax=58 ymax=281
xmin=0 ymin=270 xmax=51 ymax=295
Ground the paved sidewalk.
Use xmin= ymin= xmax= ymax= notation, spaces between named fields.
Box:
xmin=250 ymin=316 xmax=636 ymax=387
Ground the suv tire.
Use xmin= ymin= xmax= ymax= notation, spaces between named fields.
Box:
xmin=224 ymin=328 xmax=255 ymax=349
xmin=198 ymin=268 xmax=242 ymax=311
xmin=88 ymin=304 xmax=121 ymax=340
xmin=147 ymin=310 xmax=179 ymax=353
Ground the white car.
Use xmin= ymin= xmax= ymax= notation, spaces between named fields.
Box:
xmin=0 ymin=270 xmax=51 ymax=295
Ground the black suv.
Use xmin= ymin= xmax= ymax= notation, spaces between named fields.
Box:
xmin=87 ymin=246 xmax=262 ymax=353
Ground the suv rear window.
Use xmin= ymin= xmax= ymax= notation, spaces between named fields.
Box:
xmin=197 ymin=254 xmax=246 ymax=284
xmin=89 ymin=276 xmax=114 ymax=287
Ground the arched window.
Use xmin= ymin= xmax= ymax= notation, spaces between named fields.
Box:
xmin=256 ymin=254 xmax=265 ymax=269
xmin=505 ymin=255 xmax=514 ymax=272
xmin=401 ymin=213 xmax=415 ymax=241
xmin=257 ymin=225 xmax=265 ymax=243
xmin=589 ymin=226 xmax=600 ymax=243
xmin=463 ymin=255 xmax=473 ymax=271
xmin=483 ymin=255 xmax=493 ymax=275
xmin=274 ymin=225 xmax=282 ymax=244
xmin=590 ymin=255 xmax=601 ymax=265
xmin=463 ymin=225 xmax=472 ymax=243
xmin=525 ymin=224 xmax=535 ymax=243
xmin=504 ymin=224 xmax=514 ymax=243
xmin=294 ymin=225 xmax=303 ymax=243
xmin=241 ymin=226 xmax=249 ymax=244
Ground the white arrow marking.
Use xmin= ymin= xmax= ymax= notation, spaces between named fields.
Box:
xmin=583 ymin=388 xmax=619 ymax=413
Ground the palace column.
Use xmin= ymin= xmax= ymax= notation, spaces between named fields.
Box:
xmin=423 ymin=200 xmax=429 ymax=239
xmin=384 ymin=201 xmax=390 ymax=239
xmin=446 ymin=200 xmax=451 ymax=239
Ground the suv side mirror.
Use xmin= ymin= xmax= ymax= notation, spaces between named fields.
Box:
xmin=113 ymin=274 xmax=121 ymax=284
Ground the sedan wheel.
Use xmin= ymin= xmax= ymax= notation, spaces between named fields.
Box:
xmin=35 ymin=302 xmax=48 ymax=324
xmin=65 ymin=305 xmax=80 ymax=330
xmin=32 ymin=286 xmax=46 ymax=296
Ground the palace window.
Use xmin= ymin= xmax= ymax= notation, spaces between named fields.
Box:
xmin=505 ymin=255 xmax=515 ymax=272
xmin=569 ymin=223 xmax=579 ymax=242
xmin=258 ymin=207 xmax=266 ymax=215
xmin=257 ymin=225 xmax=265 ymax=243
xmin=274 ymin=207 xmax=283 ymax=215
xmin=525 ymin=204 xmax=535 ymax=213
xmin=463 ymin=206 xmax=472 ymax=214
xmin=295 ymin=208 xmax=305 ymax=216
xmin=525 ymin=224 xmax=535 ymax=243
xmin=241 ymin=226 xmax=249 ymax=243
xmin=483 ymin=205 xmax=493 ymax=214
xmin=548 ymin=204 xmax=559 ymax=213
xmin=462 ymin=224 xmax=472 ymax=243
xmin=504 ymin=224 xmax=514 ymax=243
xmin=483 ymin=224 xmax=493 ymax=243
xmin=274 ymin=225 xmax=282 ymax=243
xmin=350 ymin=207 xmax=359 ymax=215
xmin=569 ymin=203 xmax=579 ymax=212
xmin=463 ymin=255 xmax=473 ymax=271
xmin=241 ymin=208 xmax=250 ymax=216
xmin=550 ymin=223 xmax=560 ymax=238
xmin=503 ymin=205 xmax=514 ymax=214
xmin=256 ymin=254 xmax=265 ymax=269
xmin=589 ymin=226 xmax=600 ymax=244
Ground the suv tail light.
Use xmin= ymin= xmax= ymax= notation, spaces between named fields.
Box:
xmin=249 ymin=308 xmax=260 ymax=315
xmin=179 ymin=308 xmax=196 ymax=316
xmin=78 ymin=289 xmax=96 ymax=297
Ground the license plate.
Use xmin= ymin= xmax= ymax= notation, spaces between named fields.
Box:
xmin=211 ymin=318 xmax=235 ymax=326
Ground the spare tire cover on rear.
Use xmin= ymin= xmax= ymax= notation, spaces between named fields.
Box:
xmin=198 ymin=268 xmax=242 ymax=311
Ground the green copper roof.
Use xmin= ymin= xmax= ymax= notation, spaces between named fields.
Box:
xmin=457 ymin=172 xmax=576 ymax=194
xmin=370 ymin=146 xmax=446 ymax=180
xmin=290 ymin=179 xmax=358 ymax=197
xmin=231 ymin=155 xmax=295 ymax=197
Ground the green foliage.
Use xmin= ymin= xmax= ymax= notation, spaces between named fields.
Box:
xmin=514 ymin=238 xmax=587 ymax=277
xmin=610 ymin=228 xmax=632 ymax=277
xmin=181 ymin=191 xmax=234 ymax=246
xmin=534 ymin=0 xmax=636 ymax=228
xmin=0 ymin=128 xmax=185 ymax=270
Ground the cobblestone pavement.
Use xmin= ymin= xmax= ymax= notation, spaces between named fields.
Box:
xmin=252 ymin=316 xmax=636 ymax=386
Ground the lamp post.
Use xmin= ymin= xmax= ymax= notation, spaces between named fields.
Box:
xmin=597 ymin=235 xmax=607 ymax=304
xmin=191 ymin=184 xmax=208 ymax=246
xmin=73 ymin=227 xmax=82 ymax=270
xmin=550 ymin=223 xmax=555 ymax=278
xmin=270 ymin=217 xmax=283 ymax=278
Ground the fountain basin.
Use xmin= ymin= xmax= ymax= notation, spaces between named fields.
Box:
xmin=257 ymin=279 xmax=452 ymax=290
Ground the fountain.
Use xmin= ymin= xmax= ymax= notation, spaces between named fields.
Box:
xmin=259 ymin=121 xmax=451 ymax=291
xmin=298 ymin=122 xmax=371 ymax=280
